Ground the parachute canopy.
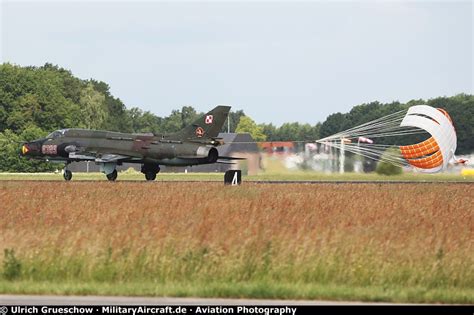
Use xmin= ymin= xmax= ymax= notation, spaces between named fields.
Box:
xmin=316 ymin=105 xmax=457 ymax=173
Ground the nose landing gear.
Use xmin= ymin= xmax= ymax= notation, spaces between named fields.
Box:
xmin=63 ymin=162 xmax=72 ymax=181
xmin=63 ymin=169 xmax=72 ymax=181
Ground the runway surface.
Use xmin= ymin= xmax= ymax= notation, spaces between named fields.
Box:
xmin=1 ymin=180 xmax=473 ymax=184
xmin=0 ymin=294 xmax=404 ymax=305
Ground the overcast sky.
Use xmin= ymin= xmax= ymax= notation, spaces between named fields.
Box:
xmin=1 ymin=0 xmax=472 ymax=125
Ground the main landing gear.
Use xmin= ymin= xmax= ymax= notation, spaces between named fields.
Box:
xmin=100 ymin=162 xmax=118 ymax=181
xmin=141 ymin=163 xmax=160 ymax=181
xmin=63 ymin=169 xmax=72 ymax=181
xmin=106 ymin=169 xmax=118 ymax=181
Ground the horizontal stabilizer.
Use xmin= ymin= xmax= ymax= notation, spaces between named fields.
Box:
xmin=216 ymin=161 xmax=236 ymax=164
xmin=218 ymin=156 xmax=246 ymax=160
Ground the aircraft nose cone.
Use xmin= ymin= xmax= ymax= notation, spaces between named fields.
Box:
xmin=21 ymin=143 xmax=30 ymax=155
xmin=20 ymin=140 xmax=43 ymax=156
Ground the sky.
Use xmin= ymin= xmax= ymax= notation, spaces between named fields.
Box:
xmin=1 ymin=0 xmax=472 ymax=126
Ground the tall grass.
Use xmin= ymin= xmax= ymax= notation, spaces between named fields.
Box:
xmin=0 ymin=182 xmax=473 ymax=302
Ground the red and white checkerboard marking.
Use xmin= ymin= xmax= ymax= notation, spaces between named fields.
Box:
xmin=205 ymin=115 xmax=213 ymax=124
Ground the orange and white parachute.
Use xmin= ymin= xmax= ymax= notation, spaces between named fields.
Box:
xmin=317 ymin=105 xmax=459 ymax=173
xmin=398 ymin=106 xmax=456 ymax=172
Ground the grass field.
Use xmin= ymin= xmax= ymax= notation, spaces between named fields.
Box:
xmin=0 ymin=181 xmax=473 ymax=303
xmin=0 ymin=170 xmax=472 ymax=182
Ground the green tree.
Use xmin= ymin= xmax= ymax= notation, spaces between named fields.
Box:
xmin=222 ymin=109 xmax=246 ymax=133
xmin=260 ymin=122 xmax=320 ymax=142
xmin=0 ymin=63 xmax=83 ymax=133
xmin=162 ymin=109 xmax=184 ymax=133
xmin=140 ymin=111 xmax=163 ymax=134
xmin=375 ymin=147 xmax=403 ymax=176
xmin=260 ymin=123 xmax=277 ymax=140
xmin=319 ymin=112 xmax=351 ymax=139
xmin=79 ymin=83 xmax=107 ymax=129
xmin=89 ymin=79 xmax=132 ymax=132
xmin=0 ymin=127 xmax=56 ymax=172
xmin=181 ymin=106 xmax=199 ymax=129
xmin=236 ymin=116 xmax=267 ymax=141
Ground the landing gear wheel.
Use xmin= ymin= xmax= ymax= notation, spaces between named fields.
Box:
xmin=63 ymin=170 xmax=72 ymax=181
xmin=141 ymin=164 xmax=160 ymax=181
xmin=145 ymin=171 xmax=156 ymax=181
xmin=106 ymin=169 xmax=118 ymax=181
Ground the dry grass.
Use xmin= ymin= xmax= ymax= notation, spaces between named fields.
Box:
xmin=0 ymin=181 xmax=473 ymax=302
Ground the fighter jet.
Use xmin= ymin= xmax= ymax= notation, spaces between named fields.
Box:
xmin=20 ymin=105 xmax=241 ymax=181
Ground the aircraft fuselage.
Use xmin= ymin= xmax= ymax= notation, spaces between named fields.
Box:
xmin=20 ymin=105 xmax=235 ymax=181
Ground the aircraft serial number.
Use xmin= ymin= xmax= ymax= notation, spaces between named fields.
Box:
xmin=42 ymin=144 xmax=57 ymax=155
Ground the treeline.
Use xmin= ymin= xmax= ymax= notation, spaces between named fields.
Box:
xmin=0 ymin=63 xmax=472 ymax=171
xmin=0 ymin=63 xmax=250 ymax=171
xmin=0 ymin=63 xmax=240 ymax=136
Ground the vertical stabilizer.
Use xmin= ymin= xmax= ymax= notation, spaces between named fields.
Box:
xmin=172 ymin=105 xmax=231 ymax=140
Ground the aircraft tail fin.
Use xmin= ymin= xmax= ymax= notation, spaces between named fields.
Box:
xmin=172 ymin=105 xmax=231 ymax=140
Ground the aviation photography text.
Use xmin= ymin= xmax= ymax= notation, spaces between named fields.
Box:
xmin=7 ymin=306 xmax=297 ymax=315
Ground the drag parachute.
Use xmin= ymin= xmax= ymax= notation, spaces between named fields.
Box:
xmin=316 ymin=105 xmax=458 ymax=173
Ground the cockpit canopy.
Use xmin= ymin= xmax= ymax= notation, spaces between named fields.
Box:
xmin=46 ymin=129 xmax=67 ymax=139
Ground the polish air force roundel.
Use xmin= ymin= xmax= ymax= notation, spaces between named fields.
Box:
xmin=195 ymin=127 xmax=205 ymax=137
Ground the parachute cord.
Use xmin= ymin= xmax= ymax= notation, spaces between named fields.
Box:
xmin=324 ymin=141 xmax=407 ymax=168
xmin=318 ymin=110 xmax=408 ymax=141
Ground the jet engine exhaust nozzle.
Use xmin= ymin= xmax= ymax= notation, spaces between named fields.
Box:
xmin=196 ymin=146 xmax=218 ymax=163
